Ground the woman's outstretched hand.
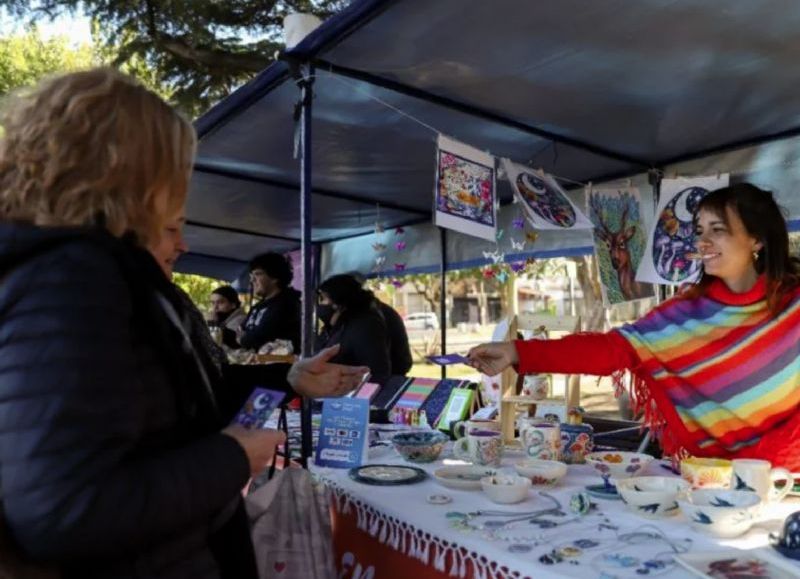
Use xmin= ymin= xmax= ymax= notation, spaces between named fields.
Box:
xmin=467 ymin=342 xmax=519 ymax=376
xmin=287 ymin=345 xmax=370 ymax=398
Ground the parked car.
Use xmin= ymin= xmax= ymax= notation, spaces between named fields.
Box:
xmin=404 ymin=312 xmax=440 ymax=331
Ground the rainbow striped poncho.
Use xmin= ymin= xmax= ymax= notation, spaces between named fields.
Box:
xmin=616 ymin=276 xmax=800 ymax=464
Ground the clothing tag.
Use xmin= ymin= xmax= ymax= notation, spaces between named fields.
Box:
xmin=232 ymin=388 xmax=286 ymax=429
xmin=427 ymin=353 xmax=470 ymax=366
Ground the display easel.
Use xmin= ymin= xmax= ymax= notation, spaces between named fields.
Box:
xmin=498 ymin=312 xmax=581 ymax=443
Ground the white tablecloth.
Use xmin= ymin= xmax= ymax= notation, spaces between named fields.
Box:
xmin=312 ymin=443 xmax=800 ymax=579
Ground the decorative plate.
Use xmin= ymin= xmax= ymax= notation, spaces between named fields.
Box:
xmin=433 ymin=465 xmax=498 ymax=490
xmin=585 ymin=483 xmax=622 ymax=500
xmin=349 ymin=464 xmax=427 ymax=486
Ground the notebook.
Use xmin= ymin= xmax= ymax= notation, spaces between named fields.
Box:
xmin=371 ymin=376 xmax=411 ymax=410
xmin=420 ymin=379 xmax=467 ymax=425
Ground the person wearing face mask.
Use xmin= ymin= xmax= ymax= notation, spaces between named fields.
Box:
xmin=209 ymin=286 xmax=246 ymax=348
xmin=468 ymin=183 xmax=800 ymax=470
xmin=238 ymin=252 xmax=301 ymax=353
xmin=315 ymin=274 xmax=392 ymax=385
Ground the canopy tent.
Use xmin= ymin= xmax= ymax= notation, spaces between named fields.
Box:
xmin=180 ymin=0 xmax=800 ymax=282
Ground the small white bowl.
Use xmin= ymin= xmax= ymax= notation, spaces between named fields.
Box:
xmin=616 ymin=476 xmax=690 ymax=518
xmin=514 ymin=459 xmax=568 ymax=487
xmin=677 ymin=489 xmax=761 ymax=538
xmin=480 ymin=475 xmax=531 ymax=504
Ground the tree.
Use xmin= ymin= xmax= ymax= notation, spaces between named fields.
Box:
xmin=1 ymin=0 xmax=351 ymax=116
xmin=0 ymin=29 xmax=95 ymax=96
xmin=173 ymin=272 xmax=226 ymax=313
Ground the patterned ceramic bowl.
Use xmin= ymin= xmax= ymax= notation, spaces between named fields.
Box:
xmin=513 ymin=459 xmax=568 ymax=487
xmin=616 ymin=476 xmax=690 ymax=518
xmin=585 ymin=451 xmax=654 ymax=481
xmin=391 ymin=431 xmax=449 ymax=463
xmin=677 ymin=489 xmax=761 ymax=538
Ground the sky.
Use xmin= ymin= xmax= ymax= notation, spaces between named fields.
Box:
xmin=1 ymin=8 xmax=92 ymax=46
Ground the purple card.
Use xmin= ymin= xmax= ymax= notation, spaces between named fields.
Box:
xmin=232 ymin=388 xmax=286 ymax=429
xmin=427 ymin=354 xmax=470 ymax=366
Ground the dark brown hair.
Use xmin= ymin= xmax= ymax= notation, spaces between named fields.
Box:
xmin=682 ymin=182 xmax=800 ymax=313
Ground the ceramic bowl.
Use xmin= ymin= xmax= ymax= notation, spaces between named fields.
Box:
xmin=615 ymin=476 xmax=690 ymax=518
xmin=391 ymin=431 xmax=448 ymax=463
xmin=513 ymin=459 xmax=568 ymax=487
xmin=680 ymin=457 xmax=733 ymax=489
xmin=677 ymin=489 xmax=761 ymax=538
xmin=480 ymin=474 xmax=531 ymax=504
xmin=585 ymin=451 xmax=654 ymax=480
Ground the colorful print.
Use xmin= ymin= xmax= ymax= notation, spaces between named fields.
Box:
xmin=436 ymin=151 xmax=494 ymax=226
xmin=651 ymin=186 xmax=708 ymax=282
xmin=515 ymin=172 xmax=576 ymax=227
xmin=587 ymin=188 xmax=654 ymax=305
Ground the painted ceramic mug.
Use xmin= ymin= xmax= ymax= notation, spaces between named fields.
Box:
xmin=519 ymin=420 xmax=561 ymax=461
xmin=453 ymin=430 xmax=503 ymax=467
xmin=731 ymin=459 xmax=793 ymax=503
xmin=560 ymin=423 xmax=594 ymax=464
xmin=680 ymin=457 xmax=732 ymax=489
xmin=520 ymin=375 xmax=549 ymax=400
xmin=453 ymin=419 xmax=501 ymax=440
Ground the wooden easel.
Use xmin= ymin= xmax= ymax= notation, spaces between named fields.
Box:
xmin=498 ymin=312 xmax=581 ymax=443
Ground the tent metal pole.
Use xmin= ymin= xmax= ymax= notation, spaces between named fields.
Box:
xmin=648 ymin=168 xmax=667 ymax=305
xmin=298 ymin=62 xmax=315 ymax=467
xmin=440 ymin=228 xmax=447 ymax=380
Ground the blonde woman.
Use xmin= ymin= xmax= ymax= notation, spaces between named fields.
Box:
xmin=0 ymin=68 xmax=289 ymax=579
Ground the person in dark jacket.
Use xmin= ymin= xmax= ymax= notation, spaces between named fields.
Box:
xmin=238 ymin=252 xmax=301 ymax=352
xmin=210 ymin=286 xmax=247 ymax=348
xmin=0 ymin=68 xmax=367 ymax=579
xmin=315 ymin=274 xmax=392 ymax=384
xmin=348 ymin=272 xmax=413 ymax=376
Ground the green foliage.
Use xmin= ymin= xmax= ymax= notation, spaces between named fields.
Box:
xmin=173 ymin=272 xmax=226 ymax=313
xmin=0 ymin=28 xmax=95 ymax=96
xmin=1 ymin=0 xmax=351 ymax=116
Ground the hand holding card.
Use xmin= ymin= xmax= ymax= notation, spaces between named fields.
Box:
xmin=427 ymin=353 xmax=470 ymax=366
xmin=232 ymin=387 xmax=286 ymax=429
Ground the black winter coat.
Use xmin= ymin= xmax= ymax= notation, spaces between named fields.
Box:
xmin=315 ymin=303 xmax=391 ymax=384
xmin=0 ymin=225 xmax=256 ymax=579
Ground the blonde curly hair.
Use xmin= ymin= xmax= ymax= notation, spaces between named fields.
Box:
xmin=0 ymin=67 xmax=196 ymax=245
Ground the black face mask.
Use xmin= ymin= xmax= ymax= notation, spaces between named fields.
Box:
xmin=214 ymin=310 xmax=232 ymax=324
xmin=316 ymin=304 xmax=336 ymax=326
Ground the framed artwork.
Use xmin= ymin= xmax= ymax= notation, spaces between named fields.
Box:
xmin=587 ymin=187 xmax=654 ymax=305
xmin=636 ymin=174 xmax=729 ymax=285
xmin=436 ymin=388 xmax=475 ymax=432
xmin=435 ymin=135 xmax=496 ymax=241
xmin=502 ymin=158 xmax=592 ymax=230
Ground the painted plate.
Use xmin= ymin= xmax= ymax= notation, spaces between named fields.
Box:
xmin=433 ymin=465 xmax=498 ymax=490
xmin=585 ymin=483 xmax=622 ymax=500
xmin=349 ymin=464 xmax=427 ymax=486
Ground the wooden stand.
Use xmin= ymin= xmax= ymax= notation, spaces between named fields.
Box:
xmin=498 ymin=312 xmax=581 ymax=443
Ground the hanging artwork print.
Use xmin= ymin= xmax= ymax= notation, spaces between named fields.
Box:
xmin=501 ymin=159 xmax=593 ymax=230
xmin=587 ymin=188 xmax=654 ymax=306
xmin=434 ymin=135 xmax=496 ymax=241
xmin=636 ymin=174 xmax=729 ymax=285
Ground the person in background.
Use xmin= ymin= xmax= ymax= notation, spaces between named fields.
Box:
xmin=210 ymin=285 xmax=246 ymax=348
xmin=468 ymin=183 xmax=800 ymax=471
xmin=348 ymin=271 xmax=413 ymax=375
xmin=316 ymin=274 xmax=392 ymax=384
xmin=238 ymin=252 xmax=301 ymax=353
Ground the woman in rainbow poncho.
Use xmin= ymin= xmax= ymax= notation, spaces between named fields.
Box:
xmin=468 ymin=183 xmax=800 ymax=470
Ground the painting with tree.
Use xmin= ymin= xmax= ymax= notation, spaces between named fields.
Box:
xmin=587 ymin=188 xmax=654 ymax=306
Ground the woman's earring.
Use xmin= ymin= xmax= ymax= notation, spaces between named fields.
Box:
xmin=753 ymin=249 xmax=760 ymax=261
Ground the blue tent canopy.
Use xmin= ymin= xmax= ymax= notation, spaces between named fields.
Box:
xmin=180 ymin=0 xmax=800 ymax=280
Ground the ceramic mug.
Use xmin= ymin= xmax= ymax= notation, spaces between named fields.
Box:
xmin=453 ymin=419 xmax=501 ymax=440
xmin=731 ymin=459 xmax=793 ymax=503
xmin=520 ymin=375 xmax=549 ymax=400
xmin=560 ymin=422 xmax=594 ymax=464
xmin=680 ymin=457 xmax=732 ymax=489
xmin=453 ymin=430 xmax=503 ymax=467
xmin=519 ymin=420 xmax=561 ymax=461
